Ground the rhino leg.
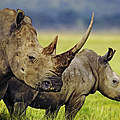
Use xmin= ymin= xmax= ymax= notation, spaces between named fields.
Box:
xmin=3 ymin=96 xmax=14 ymax=117
xmin=0 ymin=81 xmax=8 ymax=100
xmin=13 ymin=102 xmax=27 ymax=116
xmin=65 ymin=95 xmax=86 ymax=120
xmin=10 ymin=102 xmax=28 ymax=120
xmin=45 ymin=106 xmax=61 ymax=120
xmin=3 ymin=96 xmax=27 ymax=120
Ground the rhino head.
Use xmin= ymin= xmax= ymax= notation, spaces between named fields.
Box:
xmin=6 ymin=9 xmax=94 ymax=92
xmin=98 ymin=48 xmax=120 ymax=100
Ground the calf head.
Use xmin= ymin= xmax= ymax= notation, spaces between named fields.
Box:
xmin=98 ymin=48 xmax=120 ymax=100
xmin=6 ymin=9 xmax=94 ymax=92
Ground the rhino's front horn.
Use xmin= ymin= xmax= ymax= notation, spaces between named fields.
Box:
xmin=71 ymin=12 xmax=94 ymax=54
xmin=53 ymin=12 xmax=94 ymax=75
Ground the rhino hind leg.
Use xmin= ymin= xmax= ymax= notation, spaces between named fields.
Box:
xmin=65 ymin=95 xmax=86 ymax=120
xmin=45 ymin=106 xmax=61 ymax=120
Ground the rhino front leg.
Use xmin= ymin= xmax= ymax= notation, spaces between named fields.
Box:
xmin=65 ymin=95 xmax=86 ymax=120
xmin=4 ymin=102 xmax=28 ymax=120
xmin=13 ymin=102 xmax=27 ymax=117
xmin=0 ymin=81 xmax=8 ymax=100
xmin=3 ymin=96 xmax=14 ymax=116
xmin=45 ymin=106 xmax=61 ymax=120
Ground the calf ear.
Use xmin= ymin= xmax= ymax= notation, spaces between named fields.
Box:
xmin=100 ymin=48 xmax=116 ymax=63
xmin=106 ymin=48 xmax=116 ymax=61
xmin=16 ymin=9 xmax=25 ymax=27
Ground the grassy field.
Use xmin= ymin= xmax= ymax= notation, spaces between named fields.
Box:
xmin=0 ymin=32 xmax=120 ymax=120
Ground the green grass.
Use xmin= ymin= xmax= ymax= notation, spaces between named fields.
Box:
xmin=0 ymin=33 xmax=120 ymax=120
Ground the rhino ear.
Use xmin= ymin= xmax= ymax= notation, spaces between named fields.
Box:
xmin=100 ymin=48 xmax=116 ymax=63
xmin=42 ymin=35 xmax=58 ymax=55
xmin=16 ymin=9 xmax=25 ymax=27
xmin=10 ymin=9 xmax=25 ymax=35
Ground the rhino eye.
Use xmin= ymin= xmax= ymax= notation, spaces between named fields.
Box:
xmin=28 ymin=55 xmax=36 ymax=63
xmin=28 ymin=55 xmax=35 ymax=59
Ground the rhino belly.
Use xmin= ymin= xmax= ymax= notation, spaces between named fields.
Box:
xmin=29 ymin=93 xmax=58 ymax=109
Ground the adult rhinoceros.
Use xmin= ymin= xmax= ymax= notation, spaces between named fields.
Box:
xmin=0 ymin=8 xmax=94 ymax=99
xmin=3 ymin=48 xmax=120 ymax=120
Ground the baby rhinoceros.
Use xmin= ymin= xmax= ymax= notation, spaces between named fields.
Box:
xmin=3 ymin=48 xmax=120 ymax=120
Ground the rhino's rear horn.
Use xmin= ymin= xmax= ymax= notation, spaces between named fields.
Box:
xmin=42 ymin=35 xmax=58 ymax=55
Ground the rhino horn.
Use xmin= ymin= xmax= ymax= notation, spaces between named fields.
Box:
xmin=53 ymin=13 xmax=94 ymax=75
xmin=101 ymin=48 xmax=116 ymax=63
xmin=71 ymin=12 xmax=94 ymax=54
xmin=42 ymin=35 xmax=58 ymax=55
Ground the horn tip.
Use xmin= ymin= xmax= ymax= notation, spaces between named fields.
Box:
xmin=92 ymin=12 xmax=94 ymax=17
xmin=91 ymin=12 xmax=94 ymax=21
xmin=56 ymin=35 xmax=58 ymax=39
xmin=55 ymin=35 xmax=58 ymax=41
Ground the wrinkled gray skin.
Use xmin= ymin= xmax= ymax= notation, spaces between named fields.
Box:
xmin=0 ymin=8 xmax=94 ymax=100
xmin=3 ymin=48 xmax=120 ymax=120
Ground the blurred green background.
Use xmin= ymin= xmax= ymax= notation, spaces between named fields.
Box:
xmin=0 ymin=1 xmax=120 ymax=120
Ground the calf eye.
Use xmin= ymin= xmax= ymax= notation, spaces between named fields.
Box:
xmin=112 ymin=79 xmax=119 ymax=85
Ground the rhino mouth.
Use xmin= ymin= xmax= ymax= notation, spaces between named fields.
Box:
xmin=35 ymin=76 xmax=63 ymax=92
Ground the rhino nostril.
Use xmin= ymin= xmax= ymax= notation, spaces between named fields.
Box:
xmin=42 ymin=81 xmax=51 ymax=88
